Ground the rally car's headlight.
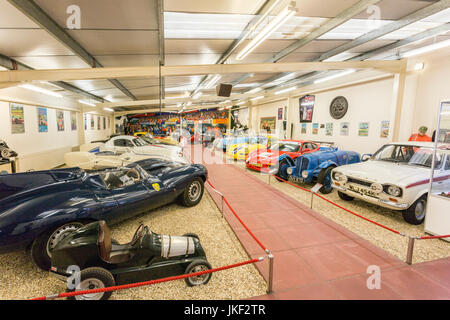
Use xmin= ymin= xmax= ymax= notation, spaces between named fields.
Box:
xmin=386 ymin=185 xmax=402 ymax=197
xmin=301 ymin=170 xmax=309 ymax=179
xmin=333 ymin=172 xmax=348 ymax=183
xmin=286 ymin=167 xmax=293 ymax=175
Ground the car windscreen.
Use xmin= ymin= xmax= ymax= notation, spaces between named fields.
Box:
xmin=133 ymin=137 xmax=147 ymax=147
xmin=270 ymin=142 xmax=300 ymax=152
xmin=372 ymin=145 xmax=441 ymax=168
xmin=98 ymin=168 xmax=142 ymax=189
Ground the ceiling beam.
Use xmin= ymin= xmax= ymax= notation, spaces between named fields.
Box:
xmin=0 ymin=53 xmax=105 ymax=102
xmin=7 ymin=0 xmax=136 ymax=100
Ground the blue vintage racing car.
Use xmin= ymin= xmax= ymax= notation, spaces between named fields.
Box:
xmin=279 ymin=148 xmax=361 ymax=194
xmin=0 ymin=158 xmax=207 ymax=270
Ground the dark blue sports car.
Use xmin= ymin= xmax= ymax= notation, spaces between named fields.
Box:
xmin=0 ymin=158 xmax=207 ymax=270
xmin=279 ymin=148 xmax=361 ymax=194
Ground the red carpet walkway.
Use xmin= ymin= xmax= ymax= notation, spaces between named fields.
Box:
xmin=188 ymin=146 xmax=450 ymax=300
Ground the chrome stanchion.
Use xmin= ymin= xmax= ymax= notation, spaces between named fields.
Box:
xmin=267 ymin=251 xmax=274 ymax=293
xmin=406 ymin=237 xmax=415 ymax=265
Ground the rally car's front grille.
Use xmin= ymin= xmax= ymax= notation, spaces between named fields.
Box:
xmin=347 ymin=177 xmax=372 ymax=187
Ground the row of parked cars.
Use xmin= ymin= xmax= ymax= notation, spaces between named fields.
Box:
xmin=0 ymin=133 xmax=213 ymax=299
xmin=213 ymin=133 xmax=450 ymax=226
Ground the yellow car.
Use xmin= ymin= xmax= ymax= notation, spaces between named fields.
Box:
xmin=133 ymin=132 xmax=148 ymax=137
xmin=226 ymin=136 xmax=278 ymax=160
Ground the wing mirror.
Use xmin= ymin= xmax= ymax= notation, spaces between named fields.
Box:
xmin=361 ymin=154 xmax=373 ymax=162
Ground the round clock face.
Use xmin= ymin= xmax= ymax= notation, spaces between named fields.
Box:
xmin=330 ymin=96 xmax=348 ymax=119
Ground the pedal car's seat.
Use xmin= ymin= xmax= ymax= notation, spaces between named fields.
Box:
xmin=98 ymin=221 xmax=131 ymax=264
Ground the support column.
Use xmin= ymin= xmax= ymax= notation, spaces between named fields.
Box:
xmin=392 ymin=63 xmax=407 ymax=142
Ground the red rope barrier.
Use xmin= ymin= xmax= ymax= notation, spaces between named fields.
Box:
xmin=31 ymin=258 xmax=261 ymax=300
xmin=206 ymin=180 xmax=267 ymax=252
xmin=270 ymin=175 xmax=311 ymax=193
xmin=419 ymin=234 xmax=450 ymax=240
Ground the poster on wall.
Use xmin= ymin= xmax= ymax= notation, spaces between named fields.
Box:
xmin=340 ymin=122 xmax=349 ymax=136
xmin=97 ymin=116 xmax=101 ymax=130
xmin=358 ymin=122 xmax=369 ymax=136
xmin=103 ymin=117 xmax=106 ymax=130
xmin=90 ymin=115 xmax=95 ymax=130
xmin=277 ymin=108 xmax=283 ymax=120
xmin=84 ymin=114 xmax=87 ymax=130
xmin=299 ymin=95 xmax=315 ymax=123
xmin=37 ymin=107 xmax=48 ymax=133
xmin=260 ymin=117 xmax=276 ymax=133
xmin=312 ymin=123 xmax=318 ymax=135
xmin=380 ymin=121 xmax=390 ymax=138
xmin=10 ymin=103 xmax=25 ymax=134
xmin=71 ymin=111 xmax=77 ymax=131
xmin=301 ymin=123 xmax=307 ymax=134
xmin=325 ymin=123 xmax=333 ymax=136
xmin=56 ymin=110 xmax=65 ymax=131
xmin=107 ymin=118 xmax=110 ymax=129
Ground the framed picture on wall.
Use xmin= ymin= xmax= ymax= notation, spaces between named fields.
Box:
xmin=103 ymin=117 xmax=106 ymax=130
xmin=260 ymin=117 xmax=276 ymax=133
xmin=37 ymin=107 xmax=48 ymax=133
xmin=97 ymin=116 xmax=101 ymax=130
xmin=278 ymin=108 xmax=283 ymax=120
xmin=359 ymin=122 xmax=369 ymax=136
xmin=325 ymin=123 xmax=333 ymax=136
xmin=71 ymin=111 xmax=77 ymax=131
xmin=10 ymin=103 xmax=25 ymax=134
xmin=301 ymin=123 xmax=307 ymax=134
xmin=380 ymin=121 xmax=390 ymax=138
xmin=312 ymin=123 xmax=318 ymax=135
xmin=340 ymin=122 xmax=349 ymax=136
xmin=90 ymin=114 xmax=95 ymax=129
xmin=299 ymin=95 xmax=315 ymax=123
xmin=56 ymin=110 xmax=65 ymax=131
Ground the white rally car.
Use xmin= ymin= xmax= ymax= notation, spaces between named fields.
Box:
xmin=331 ymin=142 xmax=450 ymax=225
xmin=103 ymin=135 xmax=187 ymax=163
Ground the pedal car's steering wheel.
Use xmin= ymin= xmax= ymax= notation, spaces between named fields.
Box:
xmin=125 ymin=168 xmax=141 ymax=182
xmin=131 ymin=223 xmax=145 ymax=245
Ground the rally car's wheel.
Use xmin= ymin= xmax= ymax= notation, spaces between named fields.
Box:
xmin=67 ymin=267 xmax=115 ymax=300
xmin=180 ymin=178 xmax=204 ymax=207
xmin=184 ymin=260 xmax=212 ymax=287
xmin=317 ymin=166 xmax=335 ymax=194
xmin=402 ymin=196 xmax=427 ymax=225
xmin=183 ymin=233 xmax=199 ymax=239
xmin=31 ymin=221 xmax=85 ymax=270
xmin=338 ymin=191 xmax=354 ymax=201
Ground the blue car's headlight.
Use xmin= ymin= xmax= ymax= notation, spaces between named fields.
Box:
xmin=301 ymin=170 xmax=309 ymax=179
xmin=286 ymin=167 xmax=294 ymax=175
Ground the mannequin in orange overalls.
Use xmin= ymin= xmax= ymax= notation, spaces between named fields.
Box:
xmin=409 ymin=126 xmax=432 ymax=142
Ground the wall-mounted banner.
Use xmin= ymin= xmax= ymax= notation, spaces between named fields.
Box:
xmin=299 ymin=95 xmax=315 ymax=123
xmin=10 ymin=103 xmax=25 ymax=134
xmin=37 ymin=107 xmax=48 ymax=133
xmin=312 ymin=123 xmax=318 ymax=135
xmin=90 ymin=114 xmax=95 ymax=130
xmin=380 ymin=120 xmax=390 ymax=138
xmin=359 ymin=122 xmax=369 ymax=136
xmin=301 ymin=123 xmax=307 ymax=134
xmin=56 ymin=110 xmax=65 ymax=131
xmin=278 ymin=107 xmax=283 ymax=120
xmin=340 ymin=122 xmax=349 ymax=136
xmin=325 ymin=123 xmax=333 ymax=136
xmin=71 ymin=111 xmax=77 ymax=131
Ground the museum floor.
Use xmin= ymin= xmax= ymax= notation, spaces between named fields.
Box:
xmin=186 ymin=145 xmax=450 ymax=300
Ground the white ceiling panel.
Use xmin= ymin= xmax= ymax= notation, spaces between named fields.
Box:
xmin=165 ymin=39 xmax=233 ymax=54
xmin=0 ymin=0 xmax=39 ymax=28
xmin=64 ymin=80 xmax=114 ymax=93
xmin=95 ymin=55 xmax=160 ymax=67
xmin=0 ymin=29 xmax=75 ymax=57
xmin=34 ymin=0 xmax=159 ymax=30
xmin=164 ymin=0 xmax=266 ymax=15
xmin=165 ymin=54 xmax=222 ymax=65
xmin=13 ymin=55 xmax=90 ymax=69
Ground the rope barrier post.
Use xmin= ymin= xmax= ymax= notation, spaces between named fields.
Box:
xmin=221 ymin=194 xmax=224 ymax=218
xmin=267 ymin=251 xmax=274 ymax=293
xmin=268 ymin=174 xmax=271 ymax=185
xmin=310 ymin=192 xmax=314 ymax=209
xmin=406 ymin=237 xmax=415 ymax=265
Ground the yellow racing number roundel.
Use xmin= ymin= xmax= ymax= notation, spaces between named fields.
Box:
xmin=152 ymin=183 xmax=160 ymax=191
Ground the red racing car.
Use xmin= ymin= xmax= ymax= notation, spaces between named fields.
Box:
xmin=245 ymin=140 xmax=322 ymax=175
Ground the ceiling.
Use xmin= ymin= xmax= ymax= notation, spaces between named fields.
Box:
xmin=0 ymin=0 xmax=449 ymax=112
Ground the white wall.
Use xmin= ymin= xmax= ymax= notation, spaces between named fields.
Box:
xmin=83 ymin=112 xmax=114 ymax=143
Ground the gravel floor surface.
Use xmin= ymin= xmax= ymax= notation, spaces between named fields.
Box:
xmin=232 ymin=161 xmax=450 ymax=264
xmin=0 ymin=191 xmax=267 ymax=300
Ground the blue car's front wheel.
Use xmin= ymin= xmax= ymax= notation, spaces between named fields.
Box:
xmin=317 ymin=166 xmax=335 ymax=194
xmin=275 ymin=160 xmax=289 ymax=182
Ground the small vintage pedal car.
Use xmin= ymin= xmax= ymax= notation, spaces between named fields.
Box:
xmin=50 ymin=221 xmax=212 ymax=300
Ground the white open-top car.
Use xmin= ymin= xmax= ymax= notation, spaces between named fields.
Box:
xmin=331 ymin=142 xmax=450 ymax=225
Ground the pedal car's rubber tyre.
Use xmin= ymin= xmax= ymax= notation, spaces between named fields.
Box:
xmin=317 ymin=166 xmax=335 ymax=194
xmin=338 ymin=191 xmax=354 ymax=201
xmin=183 ymin=233 xmax=199 ymax=239
xmin=184 ymin=260 xmax=212 ymax=287
xmin=67 ymin=267 xmax=115 ymax=300
xmin=402 ymin=196 xmax=427 ymax=225
xmin=31 ymin=221 xmax=85 ymax=271
xmin=179 ymin=178 xmax=204 ymax=207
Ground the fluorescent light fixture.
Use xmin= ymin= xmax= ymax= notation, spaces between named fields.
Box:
xmin=203 ymin=74 xmax=221 ymax=89
xmin=78 ymin=99 xmax=96 ymax=107
xmin=104 ymin=108 xmax=114 ymax=112
xmin=402 ymin=39 xmax=450 ymax=58
xmin=250 ymin=95 xmax=265 ymax=101
xmin=414 ymin=63 xmax=425 ymax=71
xmin=236 ymin=2 xmax=297 ymax=60
xmin=19 ymin=84 xmax=63 ymax=98
xmin=313 ymin=69 xmax=356 ymax=84
xmin=275 ymin=86 xmax=297 ymax=95
xmin=167 ymin=93 xmax=189 ymax=99
xmin=247 ymin=87 xmax=263 ymax=94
